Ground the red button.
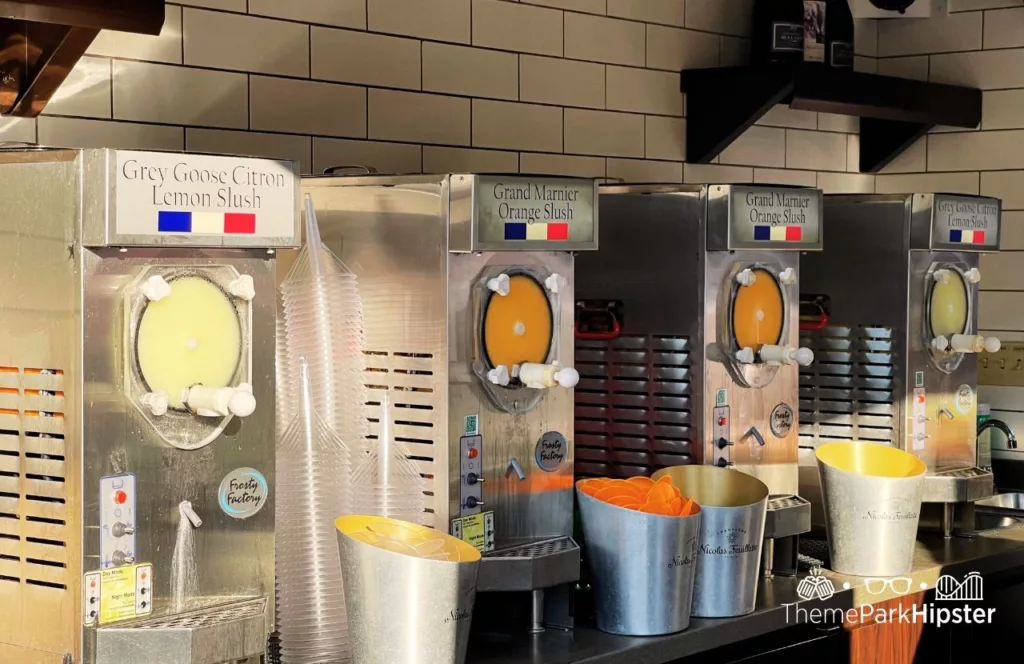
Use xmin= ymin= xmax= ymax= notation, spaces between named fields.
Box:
xmin=718 ymin=417 xmax=728 ymax=426
xmin=113 ymin=490 xmax=127 ymax=505
xmin=141 ymin=572 xmax=147 ymax=580
xmin=467 ymin=448 xmax=479 ymax=459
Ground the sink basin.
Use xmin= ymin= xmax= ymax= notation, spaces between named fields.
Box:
xmin=976 ymin=513 xmax=1024 ymax=531
xmin=976 ymin=493 xmax=1024 ymax=511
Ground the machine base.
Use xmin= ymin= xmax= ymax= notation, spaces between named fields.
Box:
xmin=922 ymin=467 xmax=994 ymax=503
xmin=95 ymin=598 xmax=267 ymax=664
xmin=762 ymin=495 xmax=812 ymax=577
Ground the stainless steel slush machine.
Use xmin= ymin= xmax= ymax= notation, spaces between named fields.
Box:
xmin=0 ymin=148 xmax=297 ymax=664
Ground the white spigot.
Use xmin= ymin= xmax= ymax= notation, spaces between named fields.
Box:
xmin=487 ymin=365 xmax=511 ymax=387
xmin=778 ymin=267 xmax=797 ymax=285
xmin=984 ymin=336 xmax=1001 ymax=353
xmin=965 ymin=268 xmax=982 ymax=284
xmin=518 ymin=363 xmax=579 ymax=389
xmin=760 ymin=344 xmax=814 ymax=366
xmin=544 ymin=273 xmax=567 ymax=294
xmin=487 ymin=274 xmax=511 ymax=296
xmin=949 ymin=334 xmax=1002 ymax=354
xmin=140 ymin=275 xmax=172 ymax=301
xmin=179 ymin=501 xmax=202 ymax=528
xmin=931 ymin=336 xmax=949 ymax=352
xmin=228 ymin=275 xmax=255 ymax=300
xmin=736 ymin=269 xmax=757 ymax=287
xmin=184 ymin=383 xmax=256 ymax=418
xmin=735 ymin=347 xmax=756 ymax=364
xmin=140 ymin=391 xmax=169 ymax=416
xmin=933 ymin=269 xmax=953 ymax=285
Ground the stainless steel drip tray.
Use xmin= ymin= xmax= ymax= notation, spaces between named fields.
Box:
xmin=763 ymin=494 xmax=811 ymax=540
xmin=922 ymin=467 xmax=994 ymax=503
xmin=477 ymin=536 xmax=580 ymax=592
xmin=95 ymin=598 xmax=267 ymax=664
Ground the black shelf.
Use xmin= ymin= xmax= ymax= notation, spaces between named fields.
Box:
xmin=679 ymin=64 xmax=982 ymax=173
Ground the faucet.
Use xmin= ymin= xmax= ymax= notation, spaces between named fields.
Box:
xmin=979 ymin=418 xmax=1018 ymax=450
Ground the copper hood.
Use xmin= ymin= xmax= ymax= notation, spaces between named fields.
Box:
xmin=0 ymin=0 xmax=165 ymax=117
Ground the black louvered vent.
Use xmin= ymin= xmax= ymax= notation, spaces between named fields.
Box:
xmin=0 ymin=367 xmax=69 ymax=592
xmin=798 ymin=326 xmax=897 ymax=447
xmin=575 ymin=335 xmax=693 ymax=478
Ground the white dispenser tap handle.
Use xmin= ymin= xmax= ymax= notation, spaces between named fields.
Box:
xmin=778 ymin=267 xmax=797 ymax=285
xmin=487 ymin=274 xmax=511 ymax=296
xmin=228 ymin=275 xmax=255 ymax=300
xmin=184 ymin=383 xmax=256 ymax=418
xmin=965 ymin=268 xmax=982 ymax=284
xmin=140 ymin=391 xmax=169 ymax=416
xmin=759 ymin=344 xmax=813 ymax=366
xmin=794 ymin=347 xmax=815 ymax=366
xmin=933 ymin=269 xmax=953 ymax=284
xmin=735 ymin=347 xmax=756 ymax=364
xmin=140 ymin=275 xmax=172 ymax=302
xmin=950 ymin=334 xmax=984 ymax=353
xmin=736 ymin=269 xmax=757 ymax=287
xmin=984 ymin=336 xmax=1001 ymax=353
xmin=544 ymin=273 xmax=567 ymax=294
xmin=487 ymin=365 xmax=511 ymax=387
xmin=931 ymin=336 xmax=949 ymax=352
xmin=518 ymin=363 xmax=579 ymax=389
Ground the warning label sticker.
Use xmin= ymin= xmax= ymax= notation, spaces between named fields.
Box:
xmin=86 ymin=563 xmax=153 ymax=625
xmin=453 ymin=511 xmax=495 ymax=553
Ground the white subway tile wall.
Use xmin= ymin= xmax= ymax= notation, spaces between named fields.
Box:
xmin=21 ymin=0 xmax=879 ymax=192
xmin=876 ymin=3 xmax=1024 ymax=360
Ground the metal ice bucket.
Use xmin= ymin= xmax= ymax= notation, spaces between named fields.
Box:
xmin=336 ymin=515 xmax=481 ymax=664
xmin=816 ymin=442 xmax=926 ymax=577
xmin=576 ymin=482 xmax=702 ymax=636
xmin=652 ymin=466 xmax=769 ymax=618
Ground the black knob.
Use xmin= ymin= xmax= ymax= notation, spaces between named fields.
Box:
xmin=140 ymin=587 xmax=147 ymax=595
xmin=90 ymin=597 xmax=97 ymax=604
xmin=467 ymin=473 xmax=480 ymax=485
xmin=716 ymin=458 xmax=731 ymax=468
xmin=466 ymin=496 xmax=483 ymax=509
xmin=716 ymin=438 xmax=732 ymax=449
xmin=140 ymin=601 xmax=147 ymax=609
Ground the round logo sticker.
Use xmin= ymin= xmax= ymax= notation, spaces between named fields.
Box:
xmin=218 ymin=467 xmax=268 ymax=519
xmin=534 ymin=432 xmax=568 ymax=472
xmin=955 ymin=384 xmax=974 ymax=415
xmin=770 ymin=403 xmax=794 ymax=438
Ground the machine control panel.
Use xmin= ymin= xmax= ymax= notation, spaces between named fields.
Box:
xmin=84 ymin=571 xmax=101 ymax=625
xmin=136 ymin=564 xmax=153 ymax=614
xmin=712 ymin=405 xmax=732 ymax=467
xmin=100 ymin=473 xmax=137 ymax=569
xmin=460 ymin=435 xmax=484 ymax=516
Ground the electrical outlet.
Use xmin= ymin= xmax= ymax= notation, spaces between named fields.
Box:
xmin=978 ymin=342 xmax=1024 ymax=387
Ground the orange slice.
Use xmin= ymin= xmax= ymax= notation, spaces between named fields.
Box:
xmin=626 ymin=476 xmax=655 ymax=490
xmin=595 ymin=486 xmax=642 ymax=503
xmin=649 ymin=480 xmax=676 ymax=504
xmin=608 ymin=495 xmax=642 ymax=510
xmin=640 ymin=501 xmax=675 ymax=516
xmin=668 ymin=496 xmax=683 ymax=515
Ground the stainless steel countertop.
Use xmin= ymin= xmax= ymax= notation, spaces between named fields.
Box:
xmin=467 ymin=528 xmax=1024 ymax=664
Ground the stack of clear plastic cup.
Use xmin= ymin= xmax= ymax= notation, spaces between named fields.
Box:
xmin=349 ymin=392 xmax=428 ymax=525
xmin=276 ymin=359 xmax=351 ymax=664
xmin=278 ymin=193 xmax=369 ymax=459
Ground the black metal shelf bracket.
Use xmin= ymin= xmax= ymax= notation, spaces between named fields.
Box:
xmin=679 ymin=64 xmax=982 ymax=174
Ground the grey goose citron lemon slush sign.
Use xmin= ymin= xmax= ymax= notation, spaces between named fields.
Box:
xmin=931 ymin=195 xmax=1000 ymax=250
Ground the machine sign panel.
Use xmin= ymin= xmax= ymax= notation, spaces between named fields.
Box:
xmin=475 ymin=175 xmax=596 ymax=248
xmin=113 ymin=150 xmax=298 ymax=244
xmin=931 ymin=195 xmax=1000 ymax=251
xmin=726 ymin=185 xmax=823 ymax=250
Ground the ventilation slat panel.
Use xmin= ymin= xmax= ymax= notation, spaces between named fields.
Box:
xmin=574 ymin=334 xmax=694 ymax=479
xmin=799 ymin=326 xmax=897 ymax=448
xmin=0 ymin=557 xmax=20 ymax=579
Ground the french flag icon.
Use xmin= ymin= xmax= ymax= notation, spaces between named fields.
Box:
xmin=157 ymin=211 xmax=256 ymax=234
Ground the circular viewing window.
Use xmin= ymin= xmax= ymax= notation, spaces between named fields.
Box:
xmin=136 ymin=276 xmax=242 ymax=410
xmin=482 ymin=272 xmax=553 ymax=370
xmin=929 ymin=269 xmax=969 ymax=340
xmin=731 ymin=268 xmax=784 ymax=353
